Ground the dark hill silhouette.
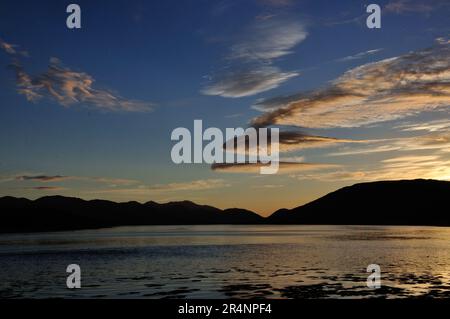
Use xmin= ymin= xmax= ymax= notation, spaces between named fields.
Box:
xmin=1 ymin=179 xmax=449 ymax=233
xmin=267 ymin=179 xmax=450 ymax=226
xmin=0 ymin=196 xmax=263 ymax=233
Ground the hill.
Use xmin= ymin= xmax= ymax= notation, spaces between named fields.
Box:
xmin=267 ymin=179 xmax=450 ymax=226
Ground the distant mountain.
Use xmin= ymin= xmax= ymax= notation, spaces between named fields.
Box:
xmin=267 ymin=179 xmax=450 ymax=226
xmin=1 ymin=179 xmax=449 ymax=233
xmin=0 ymin=196 xmax=263 ymax=233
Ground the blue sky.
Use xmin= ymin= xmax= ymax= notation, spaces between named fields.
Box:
xmin=1 ymin=0 xmax=449 ymax=215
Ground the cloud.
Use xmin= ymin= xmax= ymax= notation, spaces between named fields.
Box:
xmin=381 ymin=155 xmax=441 ymax=164
xmin=11 ymin=174 xmax=140 ymax=186
xmin=436 ymin=37 xmax=450 ymax=45
xmin=7 ymin=174 xmax=228 ymax=195
xmin=202 ymin=66 xmax=298 ymax=98
xmin=228 ymin=18 xmax=307 ymax=62
xmin=324 ymin=14 xmax=367 ymax=27
xmin=291 ymin=170 xmax=369 ymax=182
xmin=395 ymin=119 xmax=450 ymax=132
xmin=275 ymin=131 xmax=366 ymax=152
xmin=0 ymin=38 xmax=28 ymax=56
xmin=16 ymin=175 xmax=69 ymax=182
xmin=257 ymin=0 xmax=294 ymax=7
xmin=202 ymin=17 xmax=306 ymax=97
xmin=89 ymin=179 xmax=230 ymax=196
xmin=25 ymin=186 xmax=67 ymax=191
xmin=148 ymin=179 xmax=230 ymax=192
xmin=225 ymin=113 xmax=244 ymax=118
xmin=337 ymin=49 xmax=383 ymax=62
xmin=89 ymin=177 xmax=140 ymax=186
xmin=252 ymin=184 xmax=285 ymax=189
xmin=212 ymin=130 xmax=355 ymax=174
xmin=291 ymin=154 xmax=450 ymax=182
xmin=215 ymin=130 xmax=367 ymax=175
xmin=224 ymin=130 xmax=367 ymax=155
xmin=328 ymin=131 xmax=450 ymax=156
xmin=280 ymin=155 xmax=305 ymax=162
xmin=2 ymin=39 xmax=153 ymax=112
xmin=252 ymin=43 xmax=450 ymax=129
xmin=211 ymin=162 xmax=338 ymax=174
xmin=385 ymin=0 xmax=449 ymax=14
xmin=0 ymin=39 xmax=18 ymax=55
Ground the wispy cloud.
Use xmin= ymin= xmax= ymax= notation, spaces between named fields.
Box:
xmin=381 ymin=155 xmax=441 ymax=164
xmin=202 ymin=17 xmax=307 ymax=97
xmin=9 ymin=174 xmax=140 ymax=186
xmin=328 ymin=131 xmax=450 ymax=156
xmin=1 ymin=39 xmax=154 ymax=112
xmin=324 ymin=14 xmax=366 ymax=27
xmin=90 ymin=177 xmax=140 ymax=186
xmin=228 ymin=18 xmax=307 ymax=62
xmin=252 ymin=184 xmax=285 ymax=189
xmin=395 ymin=119 xmax=450 ymax=133
xmin=291 ymin=154 xmax=450 ymax=182
xmin=25 ymin=186 xmax=67 ymax=191
xmin=225 ymin=113 xmax=244 ymax=118
xmin=16 ymin=175 xmax=69 ymax=182
xmin=337 ymin=49 xmax=383 ymax=62
xmin=385 ymin=0 xmax=450 ymax=14
xmin=148 ymin=179 xmax=230 ymax=192
xmin=252 ymin=42 xmax=450 ymax=129
xmin=89 ymin=179 xmax=230 ymax=196
xmin=202 ymin=66 xmax=298 ymax=98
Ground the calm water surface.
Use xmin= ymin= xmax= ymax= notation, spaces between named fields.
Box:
xmin=1 ymin=225 xmax=450 ymax=299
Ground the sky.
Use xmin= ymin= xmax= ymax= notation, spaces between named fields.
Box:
xmin=0 ymin=0 xmax=449 ymax=216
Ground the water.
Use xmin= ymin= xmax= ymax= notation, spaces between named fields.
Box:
xmin=0 ymin=225 xmax=450 ymax=299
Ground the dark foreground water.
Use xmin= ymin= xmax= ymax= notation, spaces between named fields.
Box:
xmin=0 ymin=225 xmax=450 ymax=299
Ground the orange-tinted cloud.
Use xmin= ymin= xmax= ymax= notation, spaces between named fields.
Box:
xmin=212 ymin=162 xmax=338 ymax=174
xmin=252 ymin=43 xmax=450 ymax=129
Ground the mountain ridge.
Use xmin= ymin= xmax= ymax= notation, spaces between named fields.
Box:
xmin=1 ymin=179 xmax=449 ymax=233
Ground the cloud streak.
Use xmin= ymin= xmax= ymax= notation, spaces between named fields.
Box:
xmin=10 ymin=174 xmax=140 ymax=186
xmin=395 ymin=119 xmax=450 ymax=133
xmin=16 ymin=175 xmax=69 ymax=182
xmin=225 ymin=130 xmax=367 ymax=155
xmin=212 ymin=162 xmax=338 ymax=174
xmin=25 ymin=186 xmax=67 ymax=191
xmin=148 ymin=179 xmax=230 ymax=192
xmin=202 ymin=66 xmax=298 ymax=98
xmin=337 ymin=49 xmax=383 ymax=62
